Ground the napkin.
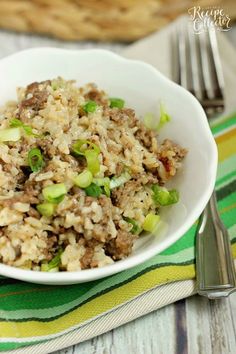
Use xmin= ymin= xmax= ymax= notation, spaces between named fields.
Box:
xmin=1 ymin=19 xmax=236 ymax=353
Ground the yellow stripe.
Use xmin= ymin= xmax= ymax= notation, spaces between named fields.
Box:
xmin=1 ymin=243 xmax=236 ymax=338
xmin=215 ymin=128 xmax=236 ymax=162
xmin=0 ymin=264 xmax=194 ymax=337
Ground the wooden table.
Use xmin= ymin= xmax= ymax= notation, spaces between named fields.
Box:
xmin=58 ymin=294 xmax=236 ymax=354
xmin=0 ymin=26 xmax=235 ymax=354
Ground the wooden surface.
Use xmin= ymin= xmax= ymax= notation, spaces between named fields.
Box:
xmin=55 ymin=294 xmax=236 ymax=354
xmin=0 ymin=27 xmax=236 ymax=354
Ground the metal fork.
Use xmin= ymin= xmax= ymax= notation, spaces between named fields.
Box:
xmin=173 ymin=23 xmax=236 ymax=299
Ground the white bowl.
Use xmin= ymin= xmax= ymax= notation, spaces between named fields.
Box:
xmin=0 ymin=48 xmax=217 ymax=284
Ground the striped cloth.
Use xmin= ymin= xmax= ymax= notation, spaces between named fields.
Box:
xmin=0 ymin=112 xmax=236 ymax=352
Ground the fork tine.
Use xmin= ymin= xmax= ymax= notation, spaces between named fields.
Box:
xmin=174 ymin=19 xmax=225 ymax=117
xmin=186 ymin=25 xmax=203 ymax=101
xmin=177 ymin=25 xmax=188 ymax=89
xmin=198 ymin=30 xmax=215 ymax=100
xmin=208 ymin=28 xmax=225 ymax=100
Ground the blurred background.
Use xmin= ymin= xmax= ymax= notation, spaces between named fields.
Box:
xmin=0 ymin=0 xmax=235 ymax=50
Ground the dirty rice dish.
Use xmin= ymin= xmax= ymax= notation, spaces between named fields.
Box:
xmin=0 ymin=78 xmax=187 ymax=272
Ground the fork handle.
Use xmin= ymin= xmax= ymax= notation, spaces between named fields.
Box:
xmin=196 ymin=191 xmax=236 ymax=299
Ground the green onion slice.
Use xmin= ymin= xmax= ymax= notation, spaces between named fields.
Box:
xmin=84 ymin=183 xmax=102 ymax=197
xmin=28 ymin=148 xmax=44 ymax=172
xmin=74 ymin=170 xmax=93 ymax=188
xmin=10 ymin=118 xmax=39 ymax=137
xmin=0 ymin=127 xmax=21 ymax=142
xmin=36 ymin=203 xmax=55 ymax=217
xmin=83 ymin=100 xmax=97 ymax=113
xmin=110 ymin=171 xmax=131 ymax=189
xmin=93 ymin=177 xmax=111 ymax=197
xmin=72 ymin=140 xmax=100 ymax=156
xmin=158 ymin=103 xmax=171 ymax=129
xmin=109 ymin=97 xmax=125 ymax=109
xmin=41 ymin=248 xmax=63 ymax=272
xmin=142 ymin=213 xmax=160 ymax=232
xmin=72 ymin=140 xmax=100 ymax=176
xmin=124 ymin=217 xmax=142 ymax=235
xmin=85 ymin=150 xmax=100 ymax=175
xmin=42 ymin=183 xmax=67 ymax=204
xmin=144 ymin=113 xmax=156 ymax=131
xmin=143 ymin=103 xmax=171 ymax=132
xmin=152 ymin=185 xmax=179 ymax=206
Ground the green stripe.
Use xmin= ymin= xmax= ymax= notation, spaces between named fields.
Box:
xmin=217 ymin=182 xmax=236 ymax=201
xmin=3 ymin=223 xmax=236 ymax=322
xmin=209 ymin=112 xmax=236 ymax=129
xmin=211 ymin=117 xmax=236 ymax=135
xmin=0 ymin=259 xmax=194 ymax=323
xmin=216 ymin=170 xmax=236 ymax=189
xmin=216 ymin=155 xmax=236 ymax=181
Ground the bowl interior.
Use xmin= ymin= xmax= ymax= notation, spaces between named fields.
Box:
xmin=0 ymin=48 xmax=217 ymax=284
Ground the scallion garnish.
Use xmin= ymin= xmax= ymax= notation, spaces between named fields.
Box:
xmin=10 ymin=118 xmax=39 ymax=137
xmin=41 ymin=248 xmax=63 ymax=272
xmin=74 ymin=170 xmax=93 ymax=188
xmin=93 ymin=177 xmax=111 ymax=197
xmin=85 ymin=150 xmax=100 ymax=175
xmin=110 ymin=171 xmax=131 ymax=189
xmin=152 ymin=185 xmax=179 ymax=206
xmin=83 ymin=100 xmax=97 ymax=113
xmin=28 ymin=148 xmax=44 ymax=173
xmin=143 ymin=113 xmax=156 ymax=130
xmin=158 ymin=103 xmax=171 ymax=129
xmin=109 ymin=97 xmax=125 ymax=109
xmin=42 ymin=183 xmax=67 ymax=204
xmin=84 ymin=183 xmax=102 ymax=197
xmin=143 ymin=103 xmax=171 ymax=131
xmin=124 ymin=217 xmax=142 ymax=235
xmin=0 ymin=127 xmax=21 ymax=142
xmin=36 ymin=203 xmax=55 ymax=217
xmin=142 ymin=213 xmax=160 ymax=232
xmin=71 ymin=140 xmax=100 ymax=156
xmin=71 ymin=140 xmax=100 ymax=175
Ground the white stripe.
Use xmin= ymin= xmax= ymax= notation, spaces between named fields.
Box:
xmin=213 ymin=123 xmax=236 ymax=138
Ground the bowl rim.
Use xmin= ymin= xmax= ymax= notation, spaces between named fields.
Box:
xmin=0 ymin=47 xmax=218 ymax=283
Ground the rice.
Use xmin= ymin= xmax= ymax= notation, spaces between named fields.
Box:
xmin=0 ymin=78 xmax=187 ymax=271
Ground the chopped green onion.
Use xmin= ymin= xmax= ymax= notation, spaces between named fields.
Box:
xmin=142 ymin=213 xmax=160 ymax=232
xmin=0 ymin=127 xmax=21 ymax=142
xmin=10 ymin=118 xmax=39 ymax=137
xmin=9 ymin=118 xmax=22 ymax=127
xmin=36 ymin=203 xmax=55 ymax=217
xmin=28 ymin=148 xmax=44 ymax=173
xmin=168 ymin=189 xmax=179 ymax=204
xmin=143 ymin=103 xmax=171 ymax=131
xmin=158 ymin=103 xmax=171 ymax=129
xmin=41 ymin=265 xmax=59 ymax=272
xmin=144 ymin=113 xmax=156 ymax=130
xmin=72 ymin=140 xmax=100 ymax=156
xmin=72 ymin=140 xmax=100 ymax=176
xmin=109 ymin=97 xmax=125 ymax=109
xmin=85 ymin=150 xmax=100 ymax=175
xmin=93 ymin=177 xmax=111 ymax=197
xmin=124 ymin=217 xmax=142 ymax=235
xmin=74 ymin=170 xmax=93 ymax=188
xmin=41 ymin=248 xmax=63 ymax=271
xmin=152 ymin=185 xmax=179 ymax=206
xmin=110 ymin=171 xmax=131 ymax=189
xmin=43 ymin=183 xmax=67 ymax=204
xmin=84 ymin=183 xmax=102 ymax=197
xmin=83 ymin=100 xmax=97 ymax=113
xmin=51 ymin=81 xmax=58 ymax=90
